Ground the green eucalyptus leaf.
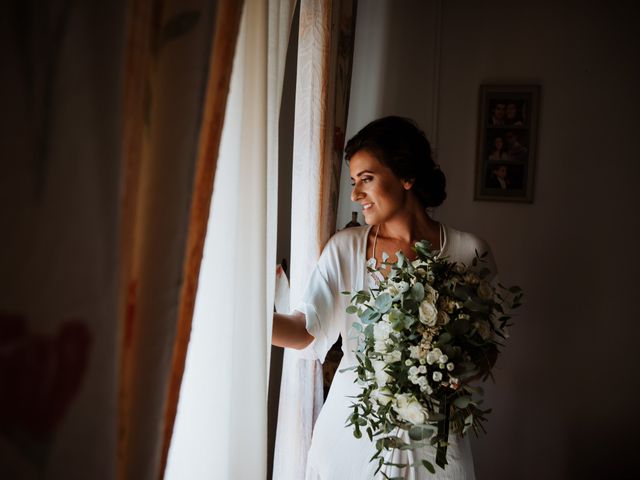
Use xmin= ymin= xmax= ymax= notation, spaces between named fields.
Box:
xmin=453 ymin=396 xmax=472 ymax=408
xmin=409 ymin=424 xmax=435 ymax=441
xmin=437 ymin=332 xmax=452 ymax=345
xmin=411 ymin=283 xmax=425 ymax=301
xmin=422 ymin=460 xmax=436 ymax=474
xmin=375 ymin=293 xmax=393 ymax=312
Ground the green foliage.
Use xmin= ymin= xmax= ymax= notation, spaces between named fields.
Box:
xmin=343 ymin=240 xmax=524 ymax=476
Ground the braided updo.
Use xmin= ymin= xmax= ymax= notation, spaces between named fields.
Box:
xmin=344 ymin=116 xmax=446 ymax=208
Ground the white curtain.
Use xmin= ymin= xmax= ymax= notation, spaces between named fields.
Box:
xmin=273 ymin=1 xmax=358 ymax=478
xmin=165 ymin=0 xmax=295 ymax=478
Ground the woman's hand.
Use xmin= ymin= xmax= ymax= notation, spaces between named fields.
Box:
xmin=272 ymin=311 xmax=314 ymax=350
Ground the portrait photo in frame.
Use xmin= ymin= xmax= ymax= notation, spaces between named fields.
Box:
xmin=474 ymin=85 xmax=540 ymax=202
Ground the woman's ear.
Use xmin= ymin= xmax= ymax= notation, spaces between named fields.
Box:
xmin=402 ymin=178 xmax=415 ymax=190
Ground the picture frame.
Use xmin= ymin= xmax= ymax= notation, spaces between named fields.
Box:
xmin=474 ymin=85 xmax=540 ymax=203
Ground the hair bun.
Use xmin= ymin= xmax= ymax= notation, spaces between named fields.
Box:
xmin=345 ymin=116 xmax=447 ymax=209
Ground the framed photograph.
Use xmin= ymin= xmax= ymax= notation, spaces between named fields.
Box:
xmin=474 ymin=85 xmax=540 ymax=202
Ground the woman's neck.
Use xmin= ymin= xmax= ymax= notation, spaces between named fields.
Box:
xmin=378 ymin=207 xmax=438 ymax=246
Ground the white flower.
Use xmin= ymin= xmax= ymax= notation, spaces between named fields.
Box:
xmin=373 ymin=321 xmax=393 ymax=342
xmin=395 ymin=394 xmax=428 ymax=424
xmin=437 ymin=310 xmax=450 ymax=325
xmin=419 ymin=300 xmax=438 ymax=326
xmin=449 ymin=376 xmax=460 ymax=389
xmin=432 ymin=371 xmax=443 ymax=382
xmin=464 ymin=272 xmax=480 ymax=285
xmin=372 ymin=387 xmax=393 ymax=406
xmin=438 ymin=354 xmax=448 ymax=364
xmin=418 ymin=365 xmax=427 ymax=374
xmin=405 ymin=359 xmax=413 ymax=366
xmin=374 ymin=340 xmax=388 ymax=353
xmin=417 ymin=376 xmax=429 ymax=390
xmin=386 ymin=284 xmax=400 ymax=299
xmin=392 ymin=280 xmax=410 ymax=294
xmin=477 ymin=280 xmax=494 ymax=301
xmin=426 ymin=271 xmax=435 ymax=284
xmin=372 ymin=360 xmax=391 ymax=386
xmin=426 ymin=348 xmax=442 ymax=365
xmin=424 ymin=284 xmax=439 ymax=304
xmin=438 ymin=296 xmax=456 ymax=314
xmin=408 ymin=345 xmax=423 ymax=359
xmin=446 ymin=362 xmax=455 ymax=371
xmin=384 ymin=350 xmax=402 ymax=363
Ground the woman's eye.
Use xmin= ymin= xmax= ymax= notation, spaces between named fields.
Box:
xmin=362 ymin=176 xmax=373 ymax=183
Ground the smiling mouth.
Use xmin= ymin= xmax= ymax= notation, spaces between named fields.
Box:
xmin=362 ymin=203 xmax=373 ymax=210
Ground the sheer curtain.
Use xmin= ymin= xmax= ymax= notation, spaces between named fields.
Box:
xmin=273 ymin=1 xmax=358 ymax=478
xmin=164 ymin=0 xmax=295 ymax=478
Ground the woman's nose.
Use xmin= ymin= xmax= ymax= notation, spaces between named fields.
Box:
xmin=351 ymin=184 xmax=361 ymax=202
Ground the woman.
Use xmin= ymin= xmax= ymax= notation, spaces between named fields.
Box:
xmin=488 ymin=136 xmax=509 ymax=161
xmin=273 ymin=116 xmax=496 ymax=479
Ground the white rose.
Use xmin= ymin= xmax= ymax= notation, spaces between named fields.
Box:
xmin=373 ymin=387 xmax=393 ymax=406
xmin=408 ymin=345 xmax=422 ymax=359
xmin=384 ymin=350 xmax=402 ymax=363
xmin=437 ymin=310 xmax=450 ymax=325
xmin=424 ymin=284 xmax=439 ymax=304
xmin=372 ymin=360 xmax=391 ymax=386
xmin=426 ymin=348 xmax=442 ymax=365
xmin=446 ymin=362 xmax=455 ymax=371
xmin=438 ymin=354 xmax=448 ymax=364
xmin=373 ymin=321 xmax=393 ymax=341
xmin=477 ymin=280 xmax=494 ymax=301
xmin=432 ymin=371 xmax=443 ymax=382
xmin=419 ymin=300 xmax=438 ymax=326
xmin=395 ymin=394 xmax=427 ymax=425
xmin=417 ymin=376 xmax=429 ymax=390
xmin=374 ymin=340 xmax=387 ymax=353
xmin=464 ymin=272 xmax=480 ymax=285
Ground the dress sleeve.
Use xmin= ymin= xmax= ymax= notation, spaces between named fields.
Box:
xmin=293 ymin=240 xmax=342 ymax=363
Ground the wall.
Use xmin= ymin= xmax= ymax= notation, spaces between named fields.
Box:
xmin=337 ymin=1 xmax=640 ymax=478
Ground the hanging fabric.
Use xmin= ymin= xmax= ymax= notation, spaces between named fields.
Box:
xmin=162 ymin=0 xmax=296 ymax=479
xmin=273 ymin=1 xmax=358 ymax=478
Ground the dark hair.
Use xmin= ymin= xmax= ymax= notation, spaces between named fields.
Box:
xmin=344 ymin=116 xmax=446 ymax=208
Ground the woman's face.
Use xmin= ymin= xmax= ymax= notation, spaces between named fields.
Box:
xmin=349 ymin=150 xmax=411 ymax=225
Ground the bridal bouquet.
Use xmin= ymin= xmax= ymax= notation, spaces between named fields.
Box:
xmin=343 ymin=241 xmax=522 ymax=476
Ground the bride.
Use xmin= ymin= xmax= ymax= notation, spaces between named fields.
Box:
xmin=273 ymin=116 xmax=496 ymax=479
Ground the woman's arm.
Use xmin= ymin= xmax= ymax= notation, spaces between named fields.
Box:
xmin=272 ymin=311 xmax=314 ymax=350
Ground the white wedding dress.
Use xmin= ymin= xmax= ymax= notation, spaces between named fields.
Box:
xmin=295 ymin=224 xmax=497 ymax=480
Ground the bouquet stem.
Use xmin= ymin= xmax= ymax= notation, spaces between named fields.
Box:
xmin=435 ymin=397 xmax=450 ymax=469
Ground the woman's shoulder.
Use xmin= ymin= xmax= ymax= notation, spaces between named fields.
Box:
xmin=445 ymin=224 xmax=491 ymax=251
xmin=443 ymin=224 xmax=497 ymax=273
xmin=320 ymin=225 xmax=369 ymax=260
xmin=327 ymin=225 xmax=369 ymax=247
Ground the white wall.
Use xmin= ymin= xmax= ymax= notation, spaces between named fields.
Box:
xmin=338 ymin=1 xmax=640 ymax=478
